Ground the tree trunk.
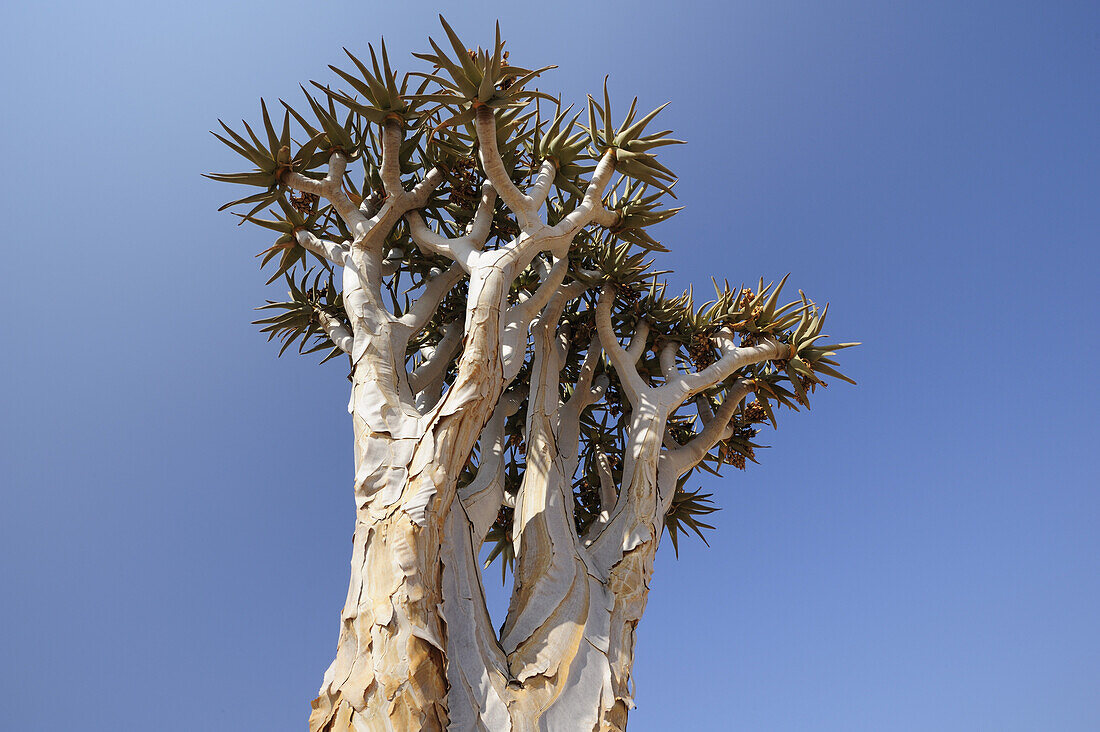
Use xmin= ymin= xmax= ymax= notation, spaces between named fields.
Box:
xmin=307 ymin=391 xmax=670 ymax=731
xmin=213 ymin=61 xmax=834 ymax=728
xmin=439 ymin=498 xmax=630 ymax=732
xmin=310 ymin=277 xmax=511 ymax=730
xmin=309 ymin=504 xmax=449 ymax=731
xmin=308 ymin=396 xmax=453 ymax=731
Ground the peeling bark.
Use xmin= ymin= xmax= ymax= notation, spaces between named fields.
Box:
xmin=310 ymin=500 xmax=449 ymax=731
xmin=212 ymin=44 xmax=853 ymax=730
xmin=283 ymin=107 xmax=759 ymax=732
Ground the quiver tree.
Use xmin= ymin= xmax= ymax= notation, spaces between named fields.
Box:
xmin=210 ymin=17 xmax=856 ymax=732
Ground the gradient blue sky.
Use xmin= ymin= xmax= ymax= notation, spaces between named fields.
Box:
xmin=2 ymin=1 xmax=1098 ymax=730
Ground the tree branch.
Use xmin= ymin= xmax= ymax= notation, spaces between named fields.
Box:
xmin=594 ymin=447 xmax=617 ymax=523
xmin=569 ymin=335 xmax=605 ymax=406
xmin=546 ymin=149 xmax=619 ymax=237
xmin=408 ymin=319 xmax=464 ymax=396
xmin=398 ymin=263 xmax=464 ymax=333
xmin=408 ymin=166 xmax=445 ymax=207
xmin=499 ymin=281 xmax=608 ymax=673
xmin=494 ymin=149 xmax=619 ymax=268
xmin=466 ymin=182 xmax=498 ymax=247
xmin=458 ymin=393 xmax=522 ymax=544
xmin=663 ymin=379 xmax=754 ymax=477
xmin=527 ymin=159 xmax=557 ymax=213
xmin=283 ymin=152 xmax=366 ymax=227
xmin=294 ymin=229 xmax=349 ymax=267
xmin=625 ymin=320 xmax=651 ymax=363
xmin=475 ymin=107 xmax=535 ymax=227
xmin=659 ymin=341 xmax=680 ymax=382
xmin=506 ymin=256 xmax=570 ymax=328
xmin=674 ymin=338 xmax=790 ymax=397
xmin=405 ymin=213 xmax=477 ymax=269
xmin=595 ymin=286 xmax=649 ymax=403
xmin=380 ymin=118 xmax=405 ymax=197
xmin=317 ymin=311 xmax=354 ymax=355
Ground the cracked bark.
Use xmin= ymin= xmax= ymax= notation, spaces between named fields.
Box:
xmin=294 ymin=112 xmax=703 ymax=731
xmin=210 ymin=41 xmax=853 ymax=729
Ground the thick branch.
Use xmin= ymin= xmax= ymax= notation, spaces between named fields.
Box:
xmin=527 ymin=159 xmax=557 ymax=212
xmin=663 ymin=378 xmax=754 ymax=477
xmin=408 ymin=320 xmax=464 ymax=396
xmin=283 ymin=152 xmax=366 ymax=227
xmin=625 ymin=320 xmax=651 ymax=363
xmin=458 ymin=394 xmax=522 ymax=544
xmin=409 ymin=166 xmax=445 ymax=206
xmin=675 ymin=338 xmax=790 ymax=397
xmin=558 ymin=337 xmax=608 ymax=445
xmin=547 ymin=150 xmax=619 ymax=237
xmin=406 ymin=213 xmax=476 ymax=267
xmin=568 ymin=335 xmax=605 ymax=408
xmin=659 ymin=341 xmax=680 ymax=381
xmin=499 ymin=282 xmax=612 ymax=685
xmin=466 ymin=182 xmax=498 ymax=245
xmin=506 ymin=256 xmax=570 ymax=329
xmin=398 ymin=263 xmax=464 ymax=333
xmin=595 ymin=447 xmax=617 ymax=521
xmin=404 ymin=181 xmax=494 ymax=271
xmin=380 ymin=118 xmax=405 ymax=196
xmin=596 ymin=286 xmax=649 ymax=403
xmin=475 ymin=107 xmax=537 ymax=228
xmin=317 ymin=311 xmax=353 ymax=354
xmin=294 ymin=229 xmax=349 ymax=267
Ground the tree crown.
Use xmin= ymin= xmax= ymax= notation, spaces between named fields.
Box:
xmin=209 ymin=16 xmax=857 ymax=567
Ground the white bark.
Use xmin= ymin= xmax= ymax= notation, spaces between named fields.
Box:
xmin=295 ymin=106 xmax=716 ymax=732
xmin=317 ymin=311 xmax=354 ymax=355
xmin=295 ymin=229 xmax=350 ymax=267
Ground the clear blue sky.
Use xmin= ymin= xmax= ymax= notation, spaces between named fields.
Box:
xmin=2 ymin=1 xmax=1097 ymax=730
